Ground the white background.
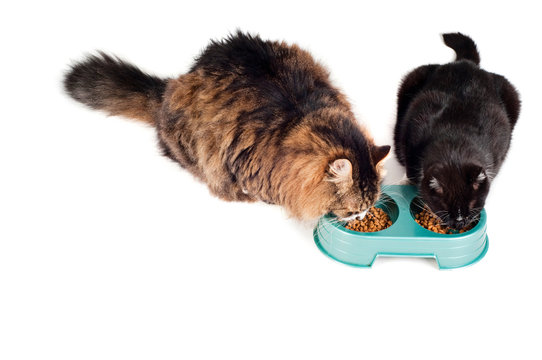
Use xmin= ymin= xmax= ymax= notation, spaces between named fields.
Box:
xmin=1 ymin=1 xmax=541 ymax=359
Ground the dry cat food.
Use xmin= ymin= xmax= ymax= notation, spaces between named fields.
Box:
xmin=345 ymin=207 xmax=392 ymax=233
xmin=415 ymin=207 xmax=474 ymax=234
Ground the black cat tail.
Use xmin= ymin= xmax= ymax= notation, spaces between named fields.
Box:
xmin=442 ymin=33 xmax=481 ymax=65
xmin=63 ymin=52 xmax=167 ymax=125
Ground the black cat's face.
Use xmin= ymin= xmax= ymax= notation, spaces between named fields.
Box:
xmin=420 ymin=163 xmax=489 ymax=230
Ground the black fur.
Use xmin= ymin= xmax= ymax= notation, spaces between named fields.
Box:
xmin=394 ymin=33 xmax=520 ymax=229
xmin=442 ymin=32 xmax=480 ymax=65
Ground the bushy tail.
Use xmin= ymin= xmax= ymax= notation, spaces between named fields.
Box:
xmin=63 ymin=52 xmax=167 ymax=125
xmin=442 ymin=32 xmax=481 ymax=65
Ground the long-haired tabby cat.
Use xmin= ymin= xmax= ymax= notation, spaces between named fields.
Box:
xmin=394 ymin=33 xmax=520 ymax=229
xmin=64 ymin=32 xmax=390 ymax=221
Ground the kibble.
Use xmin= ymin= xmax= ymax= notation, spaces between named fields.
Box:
xmin=415 ymin=206 xmax=474 ymax=234
xmin=345 ymin=207 xmax=392 ymax=233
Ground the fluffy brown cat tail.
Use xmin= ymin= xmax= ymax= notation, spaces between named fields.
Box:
xmin=64 ymin=52 xmax=167 ymax=125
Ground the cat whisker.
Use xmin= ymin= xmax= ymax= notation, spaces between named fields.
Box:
xmin=326 ymin=217 xmax=344 ymax=227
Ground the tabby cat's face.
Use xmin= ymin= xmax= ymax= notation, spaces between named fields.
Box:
xmin=326 ymin=145 xmax=390 ymax=221
xmin=421 ymin=163 xmax=489 ymax=230
xmin=328 ymin=178 xmax=377 ymax=221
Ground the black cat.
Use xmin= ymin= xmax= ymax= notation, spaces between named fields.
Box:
xmin=394 ymin=33 xmax=520 ymax=230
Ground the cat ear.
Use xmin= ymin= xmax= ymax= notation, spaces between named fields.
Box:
xmin=327 ymin=159 xmax=353 ymax=191
xmin=328 ymin=159 xmax=352 ymax=181
xmin=424 ymin=163 xmax=444 ymax=194
xmin=429 ymin=176 xmax=443 ymax=194
xmin=371 ymin=145 xmax=391 ymax=165
xmin=472 ymin=169 xmax=487 ymax=191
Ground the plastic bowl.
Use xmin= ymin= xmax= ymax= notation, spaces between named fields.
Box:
xmin=313 ymin=185 xmax=488 ymax=269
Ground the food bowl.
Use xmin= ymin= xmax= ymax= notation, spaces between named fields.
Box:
xmin=313 ymin=185 xmax=488 ymax=269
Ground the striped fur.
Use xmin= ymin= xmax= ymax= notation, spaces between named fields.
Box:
xmin=64 ymin=32 xmax=390 ymax=220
